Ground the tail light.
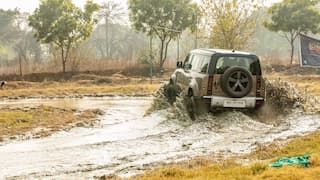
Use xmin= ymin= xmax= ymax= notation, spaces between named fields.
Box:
xmin=256 ymin=101 xmax=264 ymax=106
xmin=207 ymin=75 xmax=213 ymax=95
xmin=256 ymin=76 xmax=261 ymax=97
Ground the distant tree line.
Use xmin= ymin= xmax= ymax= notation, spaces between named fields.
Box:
xmin=1 ymin=0 xmax=319 ymax=75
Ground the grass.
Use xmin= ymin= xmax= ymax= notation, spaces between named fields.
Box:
xmin=267 ymin=75 xmax=320 ymax=98
xmin=0 ymin=106 xmax=75 ymax=138
xmin=135 ymin=132 xmax=320 ymax=180
xmin=0 ymin=111 xmax=34 ymax=130
xmin=283 ymin=76 xmax=320 ymax=98
xmin=0 ymin=83 xmax=160 ymax=98
xmin=0 ymin=73 xmax=163 ymax=98
xmin=0 ymin=106 xmax=102 ymax=139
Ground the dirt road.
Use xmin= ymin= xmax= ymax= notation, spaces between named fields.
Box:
xmin=0 ymin=97 xmax=320 ymax=179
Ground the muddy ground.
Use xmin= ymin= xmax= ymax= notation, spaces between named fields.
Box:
xmin=0 ymin=77 xmax=320 ymax=179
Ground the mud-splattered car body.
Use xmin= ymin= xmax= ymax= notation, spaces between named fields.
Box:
xmin=170 ymin=49 xmax=265 ymax=110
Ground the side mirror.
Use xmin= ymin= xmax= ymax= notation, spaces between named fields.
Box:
xmin=176 ymin=61 xmax=183 ymax=68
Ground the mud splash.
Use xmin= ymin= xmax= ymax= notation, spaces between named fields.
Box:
xmin=265 ymin=78 xmax=320 ymax=113
xmin=148 ymin=78 xmax=320 ymax=122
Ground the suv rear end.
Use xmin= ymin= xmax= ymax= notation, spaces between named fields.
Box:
xmin=169 ymin=49 xmax=265 ymax=116
xmin=203 ymin=50 xmax=265 ymax=109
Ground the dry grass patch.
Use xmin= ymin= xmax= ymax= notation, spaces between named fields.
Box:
xmin=132 ymin=131 xmax=320 ymax=180
xmin=0 ymin=83 xmax=160 ymax=98
xmin=0 ymin=106 xmax=103 ymax=140
xmin=267 ymin=74 xmax=320 ymax=98
xmin=0 ymin=73 xmax=166 ymax=98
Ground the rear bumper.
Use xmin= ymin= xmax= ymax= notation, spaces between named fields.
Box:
xmin=203 ymin=96 xmax=265 ymax=108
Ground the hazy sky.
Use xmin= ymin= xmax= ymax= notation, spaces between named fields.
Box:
xmin=1 ymin=0 xmax=127 ymax=12
xmin=2 ymin=0 xmax=282 ymax=13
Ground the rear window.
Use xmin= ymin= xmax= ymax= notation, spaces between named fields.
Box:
xmin=215 ymin=56 xmax=261 ymax=75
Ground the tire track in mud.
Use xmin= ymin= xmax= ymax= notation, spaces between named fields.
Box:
xmin=0 ymin=79 xmax=320 ymax=179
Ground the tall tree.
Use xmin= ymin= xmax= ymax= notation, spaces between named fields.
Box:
xmin=29 ymin=0 xmax=99 ymax=73
xmin=97 ymin=1 xmax=125 ymax=58
xmin=89 ymin=23 xmax=147 ymax=60
xmin=201 ymin=0 xmax=263 ymax=50
xmin=13 ymin=12 xmax=42 ymax=76
xmin=264 ymin=0 xmax=320 ymax=64
xmin=0 ymin=9 xmax=19 ymax=66
xmin=0 ymin=9 xmax=19 ymax=44
xmin=129 ymin=0 xmax=197 ymax=69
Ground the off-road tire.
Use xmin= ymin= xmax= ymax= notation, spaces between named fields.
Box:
xmin=164 ymin=80 xmax=181 ymax=104
xmin=220 ymin=66 xmax=253 ymax=98
xmin=184 ymin=92 xmax=210 ymax=120
xmin=184 ymin=95 xmax=196 ymax=120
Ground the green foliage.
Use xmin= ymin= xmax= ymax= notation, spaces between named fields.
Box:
xmin=129 ymin=0 xmax=197 ymax=37
xmin=0 ymin=9 xmax=41 ymax=72
xmin=201 ymin=0 xmax=263 ymax=50
xmin=28 ymin=0 xmax=99 ymax=73
xmin=129 ymin=0 xmax=198 ymax=69
xmin=264 ymin=0 xmax=320 ymax=34
xmin=137 ymin=48 xmax=157 ymax=65
xmin=249 ymin=9 xmax=291 ymax=58
xmin=0 ymin=45 xmax=9 ymax=56
xmin=264 ymin=0 xmax=320 ymax=64
xmin=0 ymin=9 xmax=19 ymax=44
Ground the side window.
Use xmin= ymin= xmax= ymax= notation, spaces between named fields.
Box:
xmin=191 ymin=55 xmax=201 ymax=72
xmin=190 ymin=55 xmax=210 ymax=73
xmin=200 ymin=56 xmax=210 ymax=73
xmin=184 ymin=54 xmax=194 ymax=69
xmin=183 ymin=54 xmax=190 ymax=64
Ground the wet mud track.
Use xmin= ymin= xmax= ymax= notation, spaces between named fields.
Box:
xmin=0 ymin=97 xmax=320 ymax=179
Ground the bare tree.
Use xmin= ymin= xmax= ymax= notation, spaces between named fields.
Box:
xmin=14 ymin=12 xmax=42 ymax=76
xmin=97 ymin=1 xmax=125 ymax=58
xmin=88 ymin=23 xmax=147 ymax=60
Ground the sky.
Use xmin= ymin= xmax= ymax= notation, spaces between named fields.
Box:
xmin=1 ymin=0 xmax=282 ymax=13
xmin=1 ymin=0 xmax=127 ymax=13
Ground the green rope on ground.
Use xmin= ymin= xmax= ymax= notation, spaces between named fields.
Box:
xmin=270 ymin=154 xmax=312 ymax=168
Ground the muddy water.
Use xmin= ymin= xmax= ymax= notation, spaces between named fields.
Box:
xmin=0 ymin=97 xmax=320 ymax=179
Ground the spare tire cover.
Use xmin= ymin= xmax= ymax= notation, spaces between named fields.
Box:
xmin=220 ymin=66 xmax=253 ymax=98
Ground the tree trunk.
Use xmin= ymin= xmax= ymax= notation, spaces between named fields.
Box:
xmin=159 ymin=39 xmax=164 ymax=69
xmin=105 ymin=16 xmax=109 ymax=59
xmin=290 ymin=39 xmax=294 ymax=65
xmin=62 ymin=60 xmax=66 ymax=73
xmin=61 ymin=47 xmax=66 ymax=73
xmin=160 ymin=38 xmax=172 ymax=69
xmin=19 ymin=54 xmax=22 ymax=77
